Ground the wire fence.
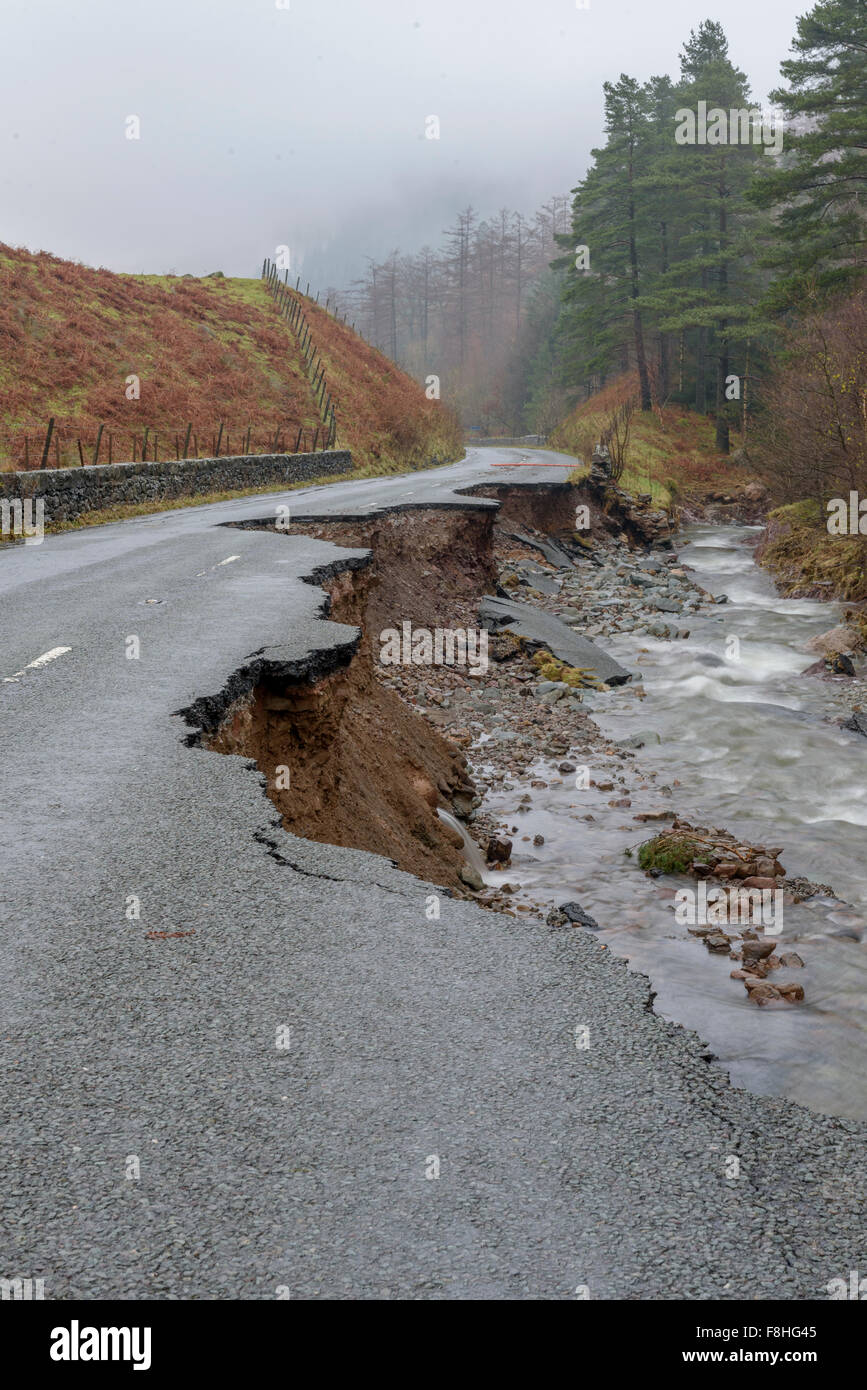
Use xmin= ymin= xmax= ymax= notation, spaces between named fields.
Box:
xmin=1 ymin=416 xmax=335 ymax=474
xmin=261 ymin=259 xmax=338 ymax=448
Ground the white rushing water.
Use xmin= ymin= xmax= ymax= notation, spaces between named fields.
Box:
xmin=479 ymin=524 xmax=867 ymax=1120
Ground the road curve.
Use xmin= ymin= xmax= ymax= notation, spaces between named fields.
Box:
xmin=1 ymin=447 xmax=864 ymax=1299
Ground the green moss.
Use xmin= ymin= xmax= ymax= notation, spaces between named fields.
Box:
xmin=769 ymin=498 xmax=823 ymax=527
xmin=637 ymin=834 xmax=708 ymax=876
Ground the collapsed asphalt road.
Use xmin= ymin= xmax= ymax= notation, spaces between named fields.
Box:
xmin=1 ymin=446 xmax=865 ymax=1300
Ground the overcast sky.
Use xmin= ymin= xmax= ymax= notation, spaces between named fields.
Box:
xmin=2 ymin=0 xmax=808 ymax=290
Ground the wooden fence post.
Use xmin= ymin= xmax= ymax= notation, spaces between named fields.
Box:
xmin=92 ymin=423 xmax=104 ymax=466
xmin=40 ymin=418 xmax=55 ymax=469
xmin=183 ymin=422 xmax=192 ymax=459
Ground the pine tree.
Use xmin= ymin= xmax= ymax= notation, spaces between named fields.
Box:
xmin=638 ymin=21 xmax=765 ymax=449
xmin=559 ymin=75 xmax=654 ymax=409
xmin=749 ymin=0 xmax=867 ymax=305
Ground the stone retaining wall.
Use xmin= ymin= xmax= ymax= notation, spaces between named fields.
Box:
xmin=0 ymin=450 xmax=352 ymax=526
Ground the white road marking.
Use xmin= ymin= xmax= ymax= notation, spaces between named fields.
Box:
xmin=195 ymin=554 xmax=242 ymax=576
xmin=4 ymin=646 xmax=72 ymax=683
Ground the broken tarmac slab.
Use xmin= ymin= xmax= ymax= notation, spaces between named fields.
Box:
xmin=504 ymin=530 xmax=578 ymax=569
xmin=506 ymin=563 xmax=562 ymax=597
xmin=478 ymin=593 xmax=632 ymax=686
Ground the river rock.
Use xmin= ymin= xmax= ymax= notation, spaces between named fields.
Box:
xmin=779 ymin=952 xmax=804 ymax=968
xmin=776 ymin=981 xmax=805 ymax=1001
xmin=459 ymin=864 xmax=485 ymax=891
xmin=829 ymin=651 xmax=856 ymax=675
xmin=704 ymin=933 xmax=733 ymax=952
xmin=485 ymin=836 xmax=512 ymax=863
xmin=744 ymin=981 xmax=783 ymax=1005
xmin=559 ymin=902 xmax=601 ymax=930
xmin=805 ymin=624 xmax=860 ymax=656
xmin=743 ymin=481 xmax=767 ymax=502
xmin=754 ymin=856 xmax=784 ymax=878
xmin=842 ymin=711 xmax=867 ymax=737
xmin=741 ymin=938 xmax=778 ymax=962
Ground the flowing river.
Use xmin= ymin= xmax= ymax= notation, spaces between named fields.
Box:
xmin=479 ymin=523 xmax=867 ymax=1120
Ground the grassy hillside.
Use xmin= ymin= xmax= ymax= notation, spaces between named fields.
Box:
xmin=549 ymin=375 xmax=736 ymax=507
xmin=0 ymin=245 xmax=461 ymax=475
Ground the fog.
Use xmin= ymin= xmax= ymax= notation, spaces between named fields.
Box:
xmin=1 ymin=0 xmax=807 ymax=290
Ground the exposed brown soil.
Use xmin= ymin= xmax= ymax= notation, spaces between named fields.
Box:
xmin=203 ymin=507 xmax=508 ymax=892
xmin=283 ymin=505 xmax=498 ymax=642
xmin=206 ymin=563 xmax=474 ymax=891
xmin=461 ymin=482 xmax=583 ymax=533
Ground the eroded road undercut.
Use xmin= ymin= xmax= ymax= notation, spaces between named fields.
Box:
xmin=176 ymin=480 xmax=628 ymax=893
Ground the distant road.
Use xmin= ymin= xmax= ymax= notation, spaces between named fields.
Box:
xmin=1 ymin=447 xmax=863 ymax=1299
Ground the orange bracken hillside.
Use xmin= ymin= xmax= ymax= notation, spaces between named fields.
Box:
xmin=0 ymin=244 xmax=461 ymax=473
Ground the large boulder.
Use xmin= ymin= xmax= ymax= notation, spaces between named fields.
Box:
xmin=805 ymin=624 xmax=860 ymax=656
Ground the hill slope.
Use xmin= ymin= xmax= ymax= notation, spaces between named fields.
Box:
xmin=0 ymin=245 xmax=461 ymax=473
xmin=549 ymin=375 xmax=736 ymax=507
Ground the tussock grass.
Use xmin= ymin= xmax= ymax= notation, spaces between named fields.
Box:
xmin=760 ymin=500 xmax=867 ymax=601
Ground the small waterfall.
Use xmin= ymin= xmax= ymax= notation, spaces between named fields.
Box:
xmin=436 ymin=808 xmax=489 ymax=879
